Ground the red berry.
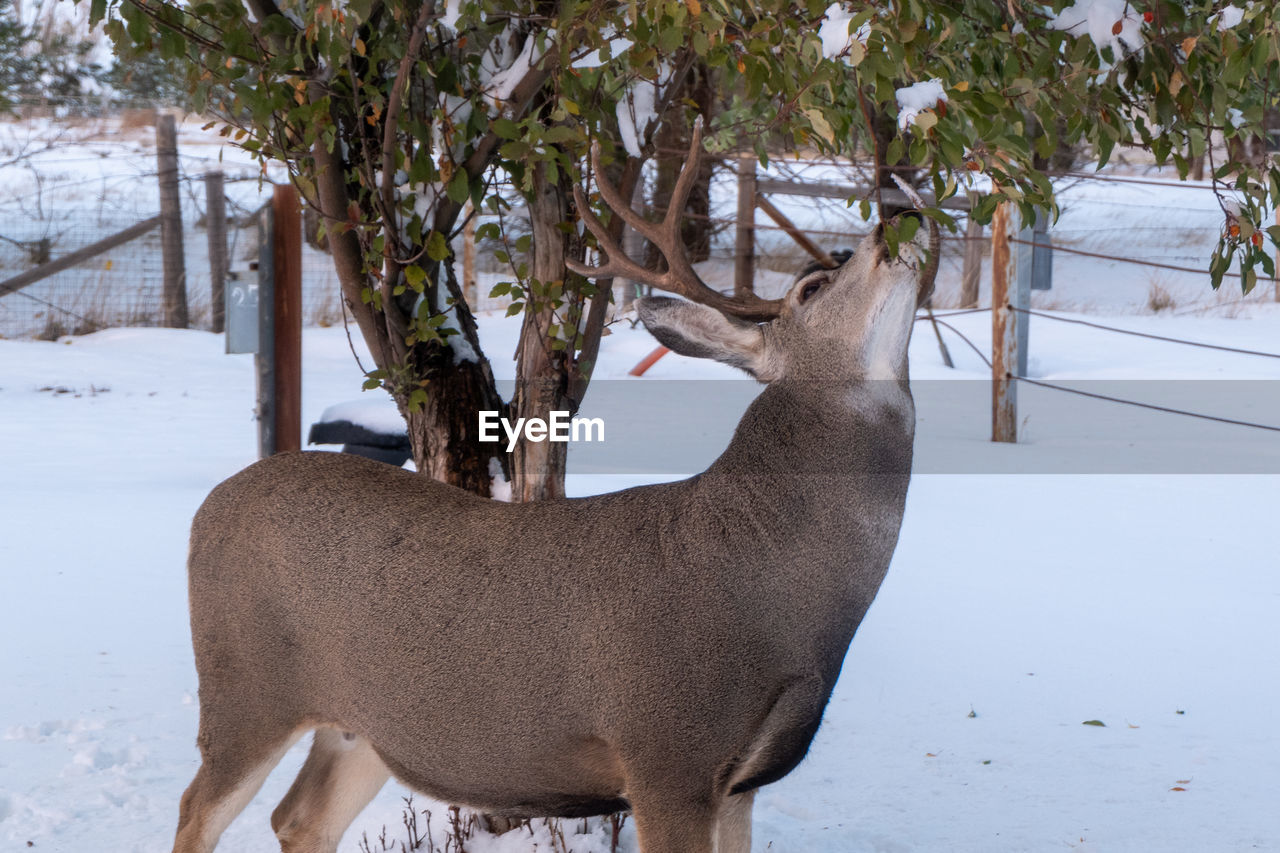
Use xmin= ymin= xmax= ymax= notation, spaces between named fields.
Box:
xmin=1143 ymin=10 xmax=1153 ymax=23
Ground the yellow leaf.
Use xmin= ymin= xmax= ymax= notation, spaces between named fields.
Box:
xmin=1181 ymin=36 xmax=1197 ymax=57
xmin=915 ymin=110 xmax=938 ymax=133
xmin=1170 ymin=786 xmax=1187 ymax=792
xmin=103 ymin=259 xmax=112 ymax=271
xmin=954 ymin=80 xmax=970 ymax=92
xmin=355 ymin=38 xmax=366 ymax=57
xmin=687 ymin=0 xmax=701 ymax=15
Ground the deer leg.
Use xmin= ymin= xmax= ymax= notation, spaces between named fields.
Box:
xmin=713 ymin=790 xmax=755 ymax=853
xmin=629 ymin=788 xmax=716 ymax=853
xmin=271 ymin=728 xmax=391 ymax=853
xmin=173 ymin=725 xmax=304 ymax=853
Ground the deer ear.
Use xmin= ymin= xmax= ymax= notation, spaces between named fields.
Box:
xmin=636 ymin=297 xmax=778 ymax=381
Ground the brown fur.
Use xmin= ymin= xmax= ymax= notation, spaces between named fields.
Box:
xmin=175 ymin=226 xmax=925 ymax=853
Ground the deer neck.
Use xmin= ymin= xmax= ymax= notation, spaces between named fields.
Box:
xmin=697 ymin=378 xmax=915 ymax=543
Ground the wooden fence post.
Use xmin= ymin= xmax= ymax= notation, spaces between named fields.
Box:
xmin=734 ymin=152 xmax=756 ymax=296
xmin=156 ymin=113 xmax=188 ymax=328
xmin=991 ymin=202 xmax=1018 ymax=443
xmin=272 ymin=183 xmax=302 ymax=455
xmin=960 ymin=194 xmax=984 ymax=308
xmin=205 ymin=171 xmax=228 ymax=333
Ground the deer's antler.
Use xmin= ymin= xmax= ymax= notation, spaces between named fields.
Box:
xmin=566 ymin=118 xmax=784 ymax=322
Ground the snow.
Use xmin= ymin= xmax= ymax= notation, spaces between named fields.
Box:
xmin=488 ymin=34 xmax=545 ymax=103
xmin=318 ymin=397 xmax=406 ymax=435
xmin=488 ymin=456 xmax=512 ymax=502
xmin=615 ymin=76 xmax=659 ymax=159
xmin=571 ymin=34 xmax=634 ymax=69
xmin=1049 ymin=0 xmax=1145 ymax=59
xmin=895 ymin=79 xmax=947 ymax=130
xmin=1210 ymin=4 xmax=1248 ymax=31
xmin=818 ymin=4 xmax=868 ymax=60
xmin=441 ymin=0 xmax=464 ymax=31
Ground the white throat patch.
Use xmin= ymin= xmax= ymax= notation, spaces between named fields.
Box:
xmin=859 ymin=283 xmax=916 ymax=381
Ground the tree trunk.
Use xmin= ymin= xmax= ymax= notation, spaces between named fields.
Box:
xmin=404 ymin=355 xmax=507 ymax=494
xmin=509 ymin=159 xmax=579 ymax=502
xmin=646 ymin=65 xmax=715 ymax=269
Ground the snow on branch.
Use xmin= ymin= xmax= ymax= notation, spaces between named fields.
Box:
xmin=819 ymin=4 xmax=869 ymax=60
xmin=896 ymin=79 xmax=947 ymax=131
xmin=1048 ymin=0 xmax=1145 ymax=59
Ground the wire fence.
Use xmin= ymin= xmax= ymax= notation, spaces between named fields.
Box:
xmin=920 ymin=309 xmax=1280 ymax=435
xmin=0 ymin=176 xmax=342 ymax=339
xmin=2 ymin=114 xmax=1277 ymax=341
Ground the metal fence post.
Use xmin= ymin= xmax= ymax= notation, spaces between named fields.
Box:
xmin=205 ymin=171 xmax=228 ymax=333
xmin=255 ymin=202 xmax=276 ymax=458
xmin=1014 ymin=210 xmax=1033 ymax=378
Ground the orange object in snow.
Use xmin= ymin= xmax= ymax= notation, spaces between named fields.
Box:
xmin=629 ymin=346 xmax=670 ymax=376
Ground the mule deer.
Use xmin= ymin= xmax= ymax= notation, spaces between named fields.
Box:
xmin=175 ymin=120 xmax=938 ymax=853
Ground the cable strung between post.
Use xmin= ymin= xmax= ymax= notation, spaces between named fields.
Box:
xmin=920 ymin=314 xmax=1280 ymax=435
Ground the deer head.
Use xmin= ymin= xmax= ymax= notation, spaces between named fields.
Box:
xmin=567 ymin=118 xmax=939 ymax=386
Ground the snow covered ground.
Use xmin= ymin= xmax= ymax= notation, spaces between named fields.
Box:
xmin=2 ymin=290 xmax=1279 ymax=850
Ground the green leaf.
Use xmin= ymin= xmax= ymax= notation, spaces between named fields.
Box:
xmin=446 ymin=169 xmax=470 ymax=205
xmin=506 ymin=301 xmax=524 ymax=317
xmin=426 ymin=231 xmax=449 ymax=262
xmin=493 ymin=117 xmax=520 ymax=139
xmin=404 ymin=264 xmax=426 ymax=291
xmin=1082 ymin=720 xmax=1106 ymax=727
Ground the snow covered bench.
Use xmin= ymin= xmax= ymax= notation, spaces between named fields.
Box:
xmin=307 ymin=398 xmax=411 ymax=467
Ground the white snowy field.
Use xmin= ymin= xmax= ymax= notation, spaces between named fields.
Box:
xmin=2 ymin=297 xmax=1279 ymax=851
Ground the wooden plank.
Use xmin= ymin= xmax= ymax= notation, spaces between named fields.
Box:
xmin=754 ymin=194 xmax=837 ymax=268
xmin=272 ymin=183 xmax=303 ymax=454
xmin=991 ymin=202 xmax=1017 ymax=443
xmin=734 ymin=153 xmax=756 ymax=295
xmin=756 ymin=178 xmax=972 ymax=211
xmin=0 ymin=216 xmax=160 ymax=298
xmin=205 ymin=171 xmax=228 ymax=334
xmin=156 ymin=114 xmax=188 ymax=328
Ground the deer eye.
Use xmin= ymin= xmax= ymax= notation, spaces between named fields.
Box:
xmin=798 ymin=277 xmax=825 ymax=304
